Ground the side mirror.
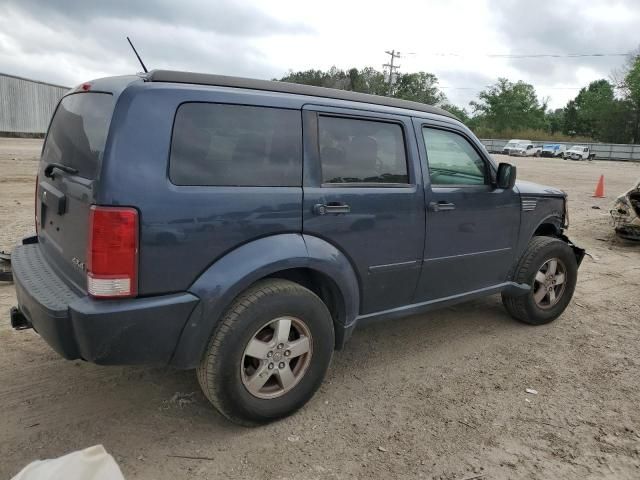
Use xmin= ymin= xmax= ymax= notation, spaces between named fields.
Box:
xmin=496 ymin=162 xmax=517 ymax=189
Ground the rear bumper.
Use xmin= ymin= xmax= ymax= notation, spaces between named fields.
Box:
xmin=11 ymin=242 xmax=199 ymax=365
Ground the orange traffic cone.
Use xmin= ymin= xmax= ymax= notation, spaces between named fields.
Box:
xmin=593 ymin=175 xmax=605 ymax=198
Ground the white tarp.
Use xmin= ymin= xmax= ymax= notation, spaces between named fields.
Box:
xmin=11 ymin=445 xmax=125 ymax=480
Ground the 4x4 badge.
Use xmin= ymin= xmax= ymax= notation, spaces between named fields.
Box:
xmin=71 ymin=257 xmax=86 ymax=271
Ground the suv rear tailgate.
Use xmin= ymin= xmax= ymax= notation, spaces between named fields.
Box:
xmin=37 ymin=91 xmax=115 ymax=291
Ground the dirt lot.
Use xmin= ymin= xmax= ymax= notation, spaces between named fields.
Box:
xmin=1 ymin=137 xmax=639 ymax=479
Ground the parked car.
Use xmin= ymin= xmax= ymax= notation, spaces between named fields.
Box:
xmin=509 ymin=143 xmax=542 ymax=157
xmin=610 ymin=179 xmax=640 ymax=241
xmin=10 ymin=70 xmax=585 ymax=426
xmin=565 ymin=145 xmax=595 ymax=161
xmin=502 ymin=139 xmax=531 ymax=155
xmin=541 ymin=144 xmax=567 ymax=158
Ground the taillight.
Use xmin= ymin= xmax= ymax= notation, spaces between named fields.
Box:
xmin=87 ymin=205 xmax=139 ymax=298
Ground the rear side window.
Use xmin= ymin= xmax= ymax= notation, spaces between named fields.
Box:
xmin=318 ymin=116 xmax=408 ymax=184
xmin=42 ymin=93 xmax=115 ymax=180
xmin=170 ymin=103 xmax=301 ymax=186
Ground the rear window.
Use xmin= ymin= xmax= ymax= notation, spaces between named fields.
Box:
xmin=169 ymin=103 xmax=302 ymax=186
xmin=42 ymin=93 xmax=115 ymax=180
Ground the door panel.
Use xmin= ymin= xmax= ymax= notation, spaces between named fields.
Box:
xmin=302 ymin=107 xmax=425 ymax=314
xmin=414 ymin=120 xmax=521 ymax=302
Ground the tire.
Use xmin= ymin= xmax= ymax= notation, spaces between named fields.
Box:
xmin=502 ymin=236 xmax=578 ymax=325
xmin=197 ymin=279 xmax=334 ymax=426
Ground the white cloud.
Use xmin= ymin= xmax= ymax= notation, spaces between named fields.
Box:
xmin=1 ymin=0 xmax=638 ymax=109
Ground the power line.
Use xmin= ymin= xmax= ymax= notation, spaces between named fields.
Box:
xmin=419 ymin=52 xmax=631 ymax=59
xmin=440 ymin=85 xmax=585 ymax=90
xmin=383 ymin=50 xmax=401 ymax=96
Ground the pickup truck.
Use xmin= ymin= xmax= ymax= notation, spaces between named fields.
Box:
xmin=541 ymin=144 xmax=567 ymax=158
xmin=509 ymin=143 xmax=542 ymax=157
xmin=565 ymin=146 xmax=595 ymax=161
xmin=502 ymin=139 xmax=531 ymax=155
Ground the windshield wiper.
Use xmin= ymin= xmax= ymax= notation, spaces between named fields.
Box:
xmin=44 ymin=163 xmax=79 ymax=178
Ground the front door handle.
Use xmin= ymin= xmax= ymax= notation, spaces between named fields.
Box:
xmin=429 ymin=201 xmax=456 ymax=212
xmin=313 ymin=203 xmax=351 ymax=215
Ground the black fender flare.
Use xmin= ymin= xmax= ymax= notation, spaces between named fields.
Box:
xmin=170 ymin=233 xmax=360 ymax=368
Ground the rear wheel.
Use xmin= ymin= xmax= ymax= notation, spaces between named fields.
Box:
xmin=502 ymin=236 xmax=578 ymax=325
xmin=197 ymin=279 xmax=334 ymax=426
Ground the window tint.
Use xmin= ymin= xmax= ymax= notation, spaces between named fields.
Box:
xmin=318 ymin=116 xmax=408 ymax=184
xmin=170 ymin=103 xmax=301 ymax=186
xmin=42 ymin=93 xmax=115 ymax=180
xmin=422 ymin=128 xmax=487 ymax=186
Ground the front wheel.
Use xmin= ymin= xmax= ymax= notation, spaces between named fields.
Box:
xmin=502 ymin=236 xmax=578 ymax=325
xmin=197 ymin=279 xmax=334 ymax=426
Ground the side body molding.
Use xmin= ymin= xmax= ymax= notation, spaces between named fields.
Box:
xmin=170 ymin=233 xmax=360 ymax=368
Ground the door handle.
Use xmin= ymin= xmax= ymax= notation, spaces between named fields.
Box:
xmin=313 ymin=203 xmax=351 ymax=215
xmin=429 ymin=201 xmax=456 ymax=212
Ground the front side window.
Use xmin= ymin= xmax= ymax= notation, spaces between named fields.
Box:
xmin=318 ymin=116 xmax=409 ymax=184
xmin=422 ymin=128 xmax=487 ymax=186
xmin=170 ymin=103 xmax=301 ymax=186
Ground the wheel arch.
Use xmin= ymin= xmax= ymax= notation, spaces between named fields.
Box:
xmin=170 ymin=233 xmax=360 ymax=368
xmin=533 ymin=217 xmax=563 ymax=237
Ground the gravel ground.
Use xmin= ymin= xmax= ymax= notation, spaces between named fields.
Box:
xmin=1 ymin=138 xmax=639 ymax=479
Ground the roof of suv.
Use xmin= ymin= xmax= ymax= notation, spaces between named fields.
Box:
xmin=147 ymin=70 xmax=458 ymax=120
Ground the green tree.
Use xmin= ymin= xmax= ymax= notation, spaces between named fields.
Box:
xmin=470 ymin=78 xmax=546 ymax=132
xmin=622 ymin=56 xmax=640 ymax=143
xmin=348 ymin=67 xmax=388 ymax=95
xmin=571 ymin=80 xmax=617 ymax=140
xmin=440 ymin=103 xmax=469 ymax=123
xmin=279 ymin=69 xmax=329 ymax=87
xmin=546 ymin=108 xmax=564 ymax=134
xmin=563 ymin=100 xmax=579 ymax=136
xmin=278 ymin=67 xmax=448 ymax=106
xmin=393 ymin=72 xmax=446 ymax=105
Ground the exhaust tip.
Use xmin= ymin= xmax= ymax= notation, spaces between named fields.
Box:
xmin=10 ymin=307 xmax=32 ymax=331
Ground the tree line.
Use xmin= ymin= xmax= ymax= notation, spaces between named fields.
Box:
xmin=277 ymin=55 xmax=640 ymax=144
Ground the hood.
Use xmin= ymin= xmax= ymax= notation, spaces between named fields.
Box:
xmin=515 ymin=180 xmax=565 ymax=197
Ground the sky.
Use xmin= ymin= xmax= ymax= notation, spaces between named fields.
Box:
xmin=1 ymin=0 xmax=638 ymax=111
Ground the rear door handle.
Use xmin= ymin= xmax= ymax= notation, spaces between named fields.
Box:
xmin=429 ymin=201 xmax=456 ymax=212
xmin=313 ymin=203 xmax=351 ymax=215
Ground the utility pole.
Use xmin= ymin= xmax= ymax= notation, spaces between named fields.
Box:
xmin=383 ymin=50 xmax=401 ymax=96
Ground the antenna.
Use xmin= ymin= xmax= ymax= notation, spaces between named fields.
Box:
xmin=126 ymin=36 xmax=148 ymax=73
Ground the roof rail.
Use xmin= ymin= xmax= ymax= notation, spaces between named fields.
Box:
xmin=147 ymin=70 xmax=457 ymax=120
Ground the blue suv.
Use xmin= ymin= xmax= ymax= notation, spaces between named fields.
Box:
xmin=10 ymin=70 xmax=584 ymax=425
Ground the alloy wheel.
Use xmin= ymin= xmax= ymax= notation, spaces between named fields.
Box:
xmin=241 ymin=317 xmax=313 ymax=399
xmin=533 ymin=258 xmax=567 ymax=309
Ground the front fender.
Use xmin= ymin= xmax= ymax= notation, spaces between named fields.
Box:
xmin=170 ymin=233 xmax=359 ymax=368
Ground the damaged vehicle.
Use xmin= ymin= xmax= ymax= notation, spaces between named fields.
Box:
xmin=611 ymin=179 xmax=640 ymax=241
xmin=10 ymin=70 xmax=585 ymax=425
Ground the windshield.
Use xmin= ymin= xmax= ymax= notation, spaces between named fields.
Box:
xmin=41 ymin=92 xmax=115 ymax=179
xmin=570 ymin=145 xmax=585 ymax=151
